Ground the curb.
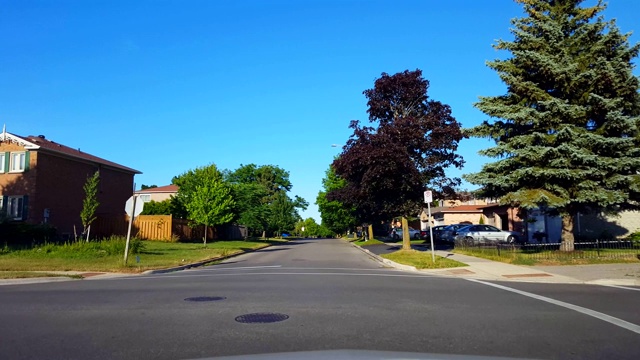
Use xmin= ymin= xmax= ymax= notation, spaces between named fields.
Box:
xmin=348 ymin=241 xmax=640 ymax=287
xmin=348 ymin=241 xmax=420 ymax=272
xmin=585 ymin=278 xmax=640 ymax=286
xmin=0 ymin=277 xmax=78 ymax=286
xmin=141 ymin=244 xmax=272 ymax=275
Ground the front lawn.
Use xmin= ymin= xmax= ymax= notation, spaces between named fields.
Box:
xmin=381 ymin=249 xmax=467 ymax=269
xmin=454 ymin=247 xmax=640 ymax=266
xmin=352 ymin=238 xmax=385 ymax=246
xmin=0 ymin=239 xmax=279 ymax=273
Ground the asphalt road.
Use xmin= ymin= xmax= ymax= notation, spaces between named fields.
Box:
xmin=1 ymin=238 xmax=639 ymax=360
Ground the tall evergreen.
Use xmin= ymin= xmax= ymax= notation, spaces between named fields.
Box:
xmin=465 ymin=0 xmax=640 ymax=250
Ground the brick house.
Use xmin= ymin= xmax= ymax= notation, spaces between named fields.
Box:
xmin=0 ymin=130 xmax=141 ymax=237
xmin=420 ymin=201 xmax=525 ymax=237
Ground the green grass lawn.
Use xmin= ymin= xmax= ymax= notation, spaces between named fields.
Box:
xmin=352 ymin=238 xmax=385 ymax=246
xmin=454 ymin=248 xmax=640 ymax=266
xmin=0 ymin=239 xmax=279 ymax=273
xmin=381 ymin=249 xmax=467 ymax=269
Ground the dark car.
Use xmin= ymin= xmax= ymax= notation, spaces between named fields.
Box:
xmin=420 ymin=225 xmax=448 ymax=242
xmin=439 ymin=223 xmax=474 ymax=243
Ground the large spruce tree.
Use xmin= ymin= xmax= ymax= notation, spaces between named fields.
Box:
xmin=465 ymin=0 xmax=640 ymax=250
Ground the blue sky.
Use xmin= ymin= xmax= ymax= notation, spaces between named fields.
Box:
xmin=2 ymin=0 xmax=639 ymax=222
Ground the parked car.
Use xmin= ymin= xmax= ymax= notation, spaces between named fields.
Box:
xmin=420 ymin=225 xmax=448 ymax=241
xmin=454 ymin=224 xmax=520 ymax=244
xmin=391 ymin=227 xmax=421 ymax=240
xmin=439 ymin=223 xmax=474 ymax=243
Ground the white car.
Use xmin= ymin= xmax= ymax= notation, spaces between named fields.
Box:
xmin=391 ymin=227 xmax=421 ymax=240
xmin=454 ymin=225 xmax=520 ymax=244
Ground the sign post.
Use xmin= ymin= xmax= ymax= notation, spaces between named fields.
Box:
xmin=124 ymin=195 xmax=144 ymax=264
xmin=424 ymin=190 xmax=435 ymax=262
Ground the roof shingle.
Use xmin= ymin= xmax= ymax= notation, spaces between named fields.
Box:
xmin=17 ymin=134 xmax=141 ymax=174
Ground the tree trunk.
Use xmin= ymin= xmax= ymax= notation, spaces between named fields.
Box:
xmin=367 ymin=224 xmax=374 ymax=242
xmin=401 ymin=217 xmax=411 ymax=250
xmin=203 ymin=225 xmax=208 ymax=247
xmin=560 ymin=215 xmax=574 ymax=252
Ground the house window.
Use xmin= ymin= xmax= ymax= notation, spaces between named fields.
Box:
xmin=139 ymin=194 xmax=151 ymax=202
xmin=7 ymin=196 xmax=24 ymax=220
xmin=10 ymin=152 xmax=26 ymax=172
xmin=0 ymin=153 xmax=4 ymax=173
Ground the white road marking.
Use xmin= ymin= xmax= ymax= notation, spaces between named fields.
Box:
xmin=468 ymin=279 xmax=640 ymax=335
xmin=198 ymin=265 xmax=282 ymax=271
xmin=602 ymin=284 xmax=640 ymax=292
xmin=112 ymin=271 xmax=439 ymax=281
xmin=201 ymin=266 xmax=398 ymax=272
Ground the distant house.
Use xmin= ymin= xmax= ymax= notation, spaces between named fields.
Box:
xmin=420 ymin=199 xmax=638 ymax=242
xmin=419 ymin=200 xmax=525 ymax=237
xmin=0 ymin=129 xmax=141 ymax=237
xmin=135 ymin=184 xmax=178 ymax=203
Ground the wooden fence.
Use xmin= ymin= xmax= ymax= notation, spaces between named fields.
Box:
xmin=172 ymin=218 xmax=216 ymax=242
xmin=92 ymin=214 xmax=246 ymax=241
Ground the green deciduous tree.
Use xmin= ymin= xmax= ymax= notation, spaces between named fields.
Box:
xmin=465 ymin=0 xmax=640 ymax=251
xmin=293 ymin=217 xmax=333 ymax=238
xmin=269 ymin=192 xmax=308 ymax=236
xmin=225 ymin=164 xmax=306 ymax=237
xmin=316 ymin=164 xmax=356 ymax=236
xmin=80 ymin=170 xmax=99 ymax=241
xmin=140 ymin=199 xmax=183 ymax=216
xmin=174 ymin=164 xmax=235 ymax=246
xmin=229 ymin=182 xmax=270 ymax=236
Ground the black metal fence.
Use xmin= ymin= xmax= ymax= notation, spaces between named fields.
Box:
xmin=455 ymin=239 xmax=640 ymax=260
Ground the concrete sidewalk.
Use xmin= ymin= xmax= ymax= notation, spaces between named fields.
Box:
xmin=429 ymin=250 xmax=583 ymax=284
xmin=362 ymin=242 xmax=640 ymax=286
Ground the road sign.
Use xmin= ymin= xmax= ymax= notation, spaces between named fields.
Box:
xmin=424 ymin=190 xmax=435 ymax=263
xmin=424 ymin=190 xmax=433 ymax=203
xmin=125 ymin=196 xmax=144 ymax=217
xmin=124 ymin=195 xmax=144 ymax=264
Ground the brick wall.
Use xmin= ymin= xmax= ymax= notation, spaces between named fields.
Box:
xmin=443 ymin=213 xmax=482 ymax=225
xmin=0 ymin=144 xmax=38 ymax=220
xmin=33 ymin=151 xmax=135 ymax=236
xmin=578 ymin=211 xmax=640 ymax=239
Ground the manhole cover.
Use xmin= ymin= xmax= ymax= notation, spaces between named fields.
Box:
xmin=235 ymin=312 xmax=289 ymax=324
xmin=184 ymin=296 xmax=226 ymax=302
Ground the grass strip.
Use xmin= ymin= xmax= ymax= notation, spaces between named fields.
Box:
xmin=353 ymin=238 xmax=385 ymax=246
xmin=0 ymin=271 xmax=83 ymax=279
xmin=453 ymin=248 xmax=640 ymax=266
xmin=381 ymin=249 xmax=467 ymax=269
xmin=0 ymin=239 xmax=279 ymax=273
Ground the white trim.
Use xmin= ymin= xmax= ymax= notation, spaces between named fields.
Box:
xmin=9 ymin=151 xmax=26 ymax=173
xmin=0 ymin=152 xmax=4 ymax=173
xmin=7 ymin=195 xmax=24 ymax=221
xmin=0 ymin=133 xmax=40 ymax=150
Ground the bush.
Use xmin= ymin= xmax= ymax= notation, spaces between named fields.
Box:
xmin=626 ymin=231 xmax=640 ymax=245
xmin=15 ymin=236 xmax=145 ymax=258
xmin=0 ymin=222 xmax=58 ymax=246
